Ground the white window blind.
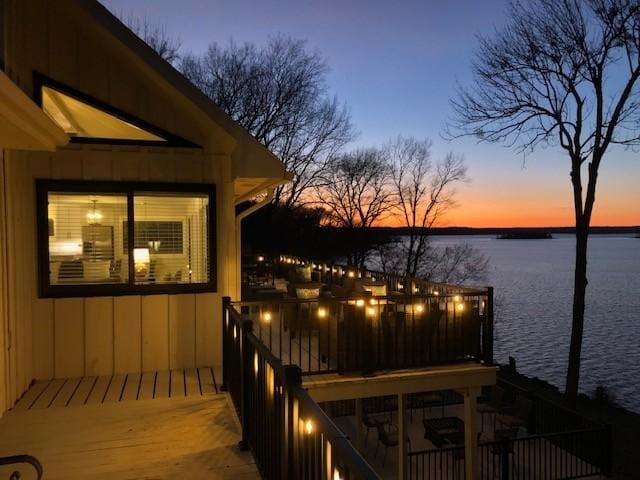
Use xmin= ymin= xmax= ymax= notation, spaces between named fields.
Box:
xmin=133 ymin=194 xmax=209 ymax=285
xmin=48 ymin=193 xmax=129 ymax=285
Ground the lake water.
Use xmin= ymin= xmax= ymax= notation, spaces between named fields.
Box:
xmin=426 ymin=234 xmax=640 ymax=411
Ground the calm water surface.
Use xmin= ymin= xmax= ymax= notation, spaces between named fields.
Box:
xmin=426 ymin=234 xmax=640 ymax=411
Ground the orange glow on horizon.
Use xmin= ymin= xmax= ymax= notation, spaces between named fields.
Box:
xmin=374 ymin=184 xmax=640 ymax=228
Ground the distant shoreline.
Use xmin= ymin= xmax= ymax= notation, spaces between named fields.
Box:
xmin=362 ymin=226 xmax=640 ymax=236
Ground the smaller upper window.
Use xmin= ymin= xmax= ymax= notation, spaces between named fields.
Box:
xmin=42 ymin=86 xmax=166 ymax=142
xmin=34 ymin=74 xmax=200 ymax=148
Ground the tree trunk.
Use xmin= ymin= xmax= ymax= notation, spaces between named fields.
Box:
xmin=565 ymin=224 xmax=589 ymax=399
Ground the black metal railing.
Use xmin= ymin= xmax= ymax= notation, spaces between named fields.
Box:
xmin=496 ymin=377 xmax=603 ymax=435
xmin=409 ymin=426 xmax=611 ymax=480
xmin=0 ymin=455 xmax=43 ymax=480
xmin=264 ymin=255 xmax=484 ymax=294
xmin=232 ymin=290 xmax=492 ymax=376
xmin=222 ymin=297 xmax=380 ymax=480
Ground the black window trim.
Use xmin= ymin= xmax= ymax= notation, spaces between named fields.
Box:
xmin=33 ymin=72 xmax=202 ymax=149
xmin=36 ymin=179 xmax=217 ymax=298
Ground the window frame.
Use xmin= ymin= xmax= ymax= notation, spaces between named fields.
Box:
xmin=33 ymin=73 xmax=201 ymax=148
xmin=36 ymin=179 xmax=217 ymax=298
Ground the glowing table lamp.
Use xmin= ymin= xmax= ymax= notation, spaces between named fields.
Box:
xmin=134 ymin=248 xmax=150 ymax=279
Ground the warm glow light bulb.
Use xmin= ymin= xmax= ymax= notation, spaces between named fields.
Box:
xmin=254 ymin=352 xmax=259 ymax=375
xmin=456 ymin=303 xmax=465 ymax=312
xmin=454 ymin=295 xmax=461 ymax=302
xmin=415 ymin=304 xmax=424 ymax=313
xmin=262 ymin=311 xmax=272 ymax=323
xmin=348 ymin=271 xmax=355 ymax=278
xmin=355 ymin=299 xmax=365 ymax=307
xmin=257 ymin=255 xmax=264 ymax=262
xmin=318 ymin=307 xmax=327 ymax=319
xmin=304 ymin=419 xmax=314 ymax=435
xmin=366 ymin=306 xmax=376 ymax=317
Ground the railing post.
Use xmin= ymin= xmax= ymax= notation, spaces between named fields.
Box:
xmin=603 ymin=423 xmax=613 ymax=476
xmin=484 ymin=287 xmax=494 ymax=364
xmin=238 ymin=318 xmax=253 ymax=452
xmin=500 ymin=436 xmax=510 ymax=480
xmin=283 ymin=365 xmax=302 ymax=480
xmin=221 ymin=296 xmax=231 ymax=392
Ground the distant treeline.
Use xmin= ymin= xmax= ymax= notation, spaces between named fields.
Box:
xmin=365 ymin=226 xmax=640 ymax=236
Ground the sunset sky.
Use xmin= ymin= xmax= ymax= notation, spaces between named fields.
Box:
xmin=102 ymin=0 xmax=640 ymax=227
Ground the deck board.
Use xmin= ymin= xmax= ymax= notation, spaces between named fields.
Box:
xmin=121 ymin=373 xmax=142 ymax=401
xmin=0 ymin=388 xmax=258 ymax=479
xmin=154 ymin=370 xmax=170 ymax=398
xmin=199 ymin=367 xmax=216 ymax=394
xmin=103 ymin=374 xmax=127 ymax=403
xmin=32 ymin=379 xmax=67 ymax=409
xmin=49 ymin=378 xmax=81 ymax=408
xmin=185 ymin=368 xmax=200 ymax=396
xmin=138 ymin=371 xmax=156 ymax=400
xmin=13 ymin=381 xmax=51 ymax=411
xmin=68 ymin=376 xmax=97 ymax=407
xmin=86 ymin=376 xmax=111 ymax=405
xmin=170 ymin=369 xmax=186 ymax=397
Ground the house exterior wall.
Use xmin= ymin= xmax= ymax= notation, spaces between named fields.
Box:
xmin=0 ymin=0 xmax=243 ymax=411
xmin=4 ymin=148 xmax=226 ymax=383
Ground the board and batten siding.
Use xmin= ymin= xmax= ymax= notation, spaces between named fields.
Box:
xmin=4 ymin=147 xmax=225 ymax=388
xmin=1 ymin=148 xmax=11 ymax=414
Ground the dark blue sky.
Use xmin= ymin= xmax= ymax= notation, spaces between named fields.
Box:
xmin=101 ymin=0 xmax=639 ymax=226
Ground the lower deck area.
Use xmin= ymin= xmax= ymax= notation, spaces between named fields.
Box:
xmin=0 ymin=369 xmax=260 ymax=480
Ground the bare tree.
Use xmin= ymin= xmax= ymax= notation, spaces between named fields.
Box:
xmin=450 ymin=0 xmax=640 ymax=398
xmin=373 ymin=241 xmax=488 ymax=285
xmin=386 ymin=136 xmax=468 ymax=278
xmin=181 ymin=37 xmax=355 ymax=206
xmin=314 ymin=148 xmax=394 ymax=266
xmin=121 ymin=15 xmax=182 ymax=64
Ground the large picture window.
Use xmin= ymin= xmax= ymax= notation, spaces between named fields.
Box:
xmin=37 ymin=180 xmax=216 ymax=297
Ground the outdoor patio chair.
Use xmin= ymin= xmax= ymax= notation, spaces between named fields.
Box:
xmin=362 ymin=409 xmax=390 ymax=446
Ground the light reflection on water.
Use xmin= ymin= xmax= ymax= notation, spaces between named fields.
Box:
xmin=400 ymin=234 xmax=640 ymax=411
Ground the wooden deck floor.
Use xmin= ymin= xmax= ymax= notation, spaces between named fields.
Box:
xmin=12 ymin=367 xmax=220 ymax=410
xmin=0 ymin=369 xmax=260 ymax=479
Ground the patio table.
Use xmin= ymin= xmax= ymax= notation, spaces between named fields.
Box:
xmin=423 ymin=416 xmax=465 ymax=447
